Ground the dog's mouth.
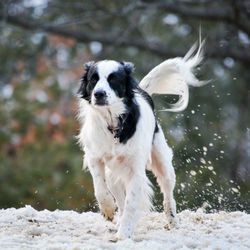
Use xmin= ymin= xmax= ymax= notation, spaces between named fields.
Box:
xmin=94 ymin=99 xmax=108 ymax=106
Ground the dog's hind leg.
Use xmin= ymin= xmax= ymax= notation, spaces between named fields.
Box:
xmin=150 ymin=127 xmax=179 ymax=229
xmin=87 ymin=157 xmax=116 ymax=221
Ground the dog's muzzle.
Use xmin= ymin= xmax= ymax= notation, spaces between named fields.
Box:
xmin=94 ymin=89 xmax=107 ymax=105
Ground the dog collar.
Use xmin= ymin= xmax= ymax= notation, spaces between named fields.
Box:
xmin=107 ymin=115 xmax=124 ymax=134
xmin=107 ymin=125 xmax=119 ymax=134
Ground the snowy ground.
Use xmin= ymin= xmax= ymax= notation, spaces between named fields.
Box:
xmin=0 ymin=206 xmax=249 ymax=249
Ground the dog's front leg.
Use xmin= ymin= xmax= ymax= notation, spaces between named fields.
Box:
xmin=115 ymin=173 xmax=151 ymax=240
xmin=88 ymin=157 xmax=116 ymax=221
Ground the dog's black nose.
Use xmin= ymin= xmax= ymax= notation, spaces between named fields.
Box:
xmin=94 ymin=90 xmax=106 ymax=99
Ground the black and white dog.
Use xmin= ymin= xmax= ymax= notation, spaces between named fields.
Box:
xmin=77 ymin=43 xmax=205 ymax=240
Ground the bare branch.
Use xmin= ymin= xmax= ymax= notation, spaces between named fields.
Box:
xmin=4 ymin=14 xmax=250 ymax=65
xmin=138 ymin=1 xmax=232 ymax=20
xmin=137 ymin=1 xmax=250 ymax=36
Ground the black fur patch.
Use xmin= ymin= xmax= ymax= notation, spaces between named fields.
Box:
xmin=114 ymin=97 xmax=140 ymax=144
xmin=136 ymin=87 xmax=159 ymax=135
xmin=120 ymin=61 xmax=135 ymax=75
xmin=112 ymin=68 xmax=140 ymax=144
xmin=137 ymin=87 xmax=154 ymax=111
xmin=107 ymin=68 xmax=127 ymax=98
xmin=78 ymin=62 xmax=98 ymax=103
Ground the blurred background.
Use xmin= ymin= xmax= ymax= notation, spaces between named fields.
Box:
xmin=0 ymin=0 xmax=249 ymax=213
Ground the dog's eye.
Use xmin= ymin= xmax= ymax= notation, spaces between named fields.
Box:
xmin=90 ymin=73 xmax=99 ymax=84
xmin=108 ymin=73 xmax=117 ymax=84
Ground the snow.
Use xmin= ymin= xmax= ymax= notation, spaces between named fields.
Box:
xmin=0 ymin=205 xmax=249 ymax=249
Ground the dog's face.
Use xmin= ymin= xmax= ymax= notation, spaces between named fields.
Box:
xmin=78 ymin=60 xmax=136 ymax=106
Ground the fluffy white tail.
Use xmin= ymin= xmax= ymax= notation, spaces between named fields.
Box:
xmin=139 ymin=41 xmax=207 ymax=112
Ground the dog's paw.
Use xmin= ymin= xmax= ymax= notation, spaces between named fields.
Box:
xmin=101 ymin=211 xmax=115 ymax=221
xmin=100 ymin=201 xmax=116 ymax=221
xmin=101 ymin=207 xmax=116 ymax=221
xmin=165 ymin=214 xmax=179 ymax=230
xmin=109 ymin=231 xmax=129 ymax=242
xmin=109 ymin=236 xmax=119 ymax=243
xmin=108 ymin=229 xmax=126 ymax=243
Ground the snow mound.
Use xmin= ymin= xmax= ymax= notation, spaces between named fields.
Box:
xmin=0 ymin=205 xmax=249 ymax=249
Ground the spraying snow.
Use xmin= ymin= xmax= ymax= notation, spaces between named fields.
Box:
xmin=0 ymin=205 xmax=249 ymax=249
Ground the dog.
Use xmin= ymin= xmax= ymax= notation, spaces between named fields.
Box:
xmin=77 ymin=42 xmax=205 ymax=240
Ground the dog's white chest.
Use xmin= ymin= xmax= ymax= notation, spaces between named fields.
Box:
xmin=80 ymin=111 xmax=122 ymax=158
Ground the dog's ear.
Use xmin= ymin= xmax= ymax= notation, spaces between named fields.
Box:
xmin=84 ymin=61 xmax=95 ymax=72
xmin=122 ymin=61 xmax=138 ymax=97
xmin=78 ymin=61 xmax=95 ymax=100
xmin=120 ymin=61 xmax=135 ymax=75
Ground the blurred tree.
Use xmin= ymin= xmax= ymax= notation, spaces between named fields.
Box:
xmin=0 ymin=0 xmax=249 ymax=212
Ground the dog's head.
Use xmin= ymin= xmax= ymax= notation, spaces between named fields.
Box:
xmin=78 ymin=60 xmax=137 ymax=107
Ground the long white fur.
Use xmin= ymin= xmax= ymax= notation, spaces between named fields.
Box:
xmin=77 ymin=43 xmax=204 ymax=240
xmin=139 ymin=41 xmax=206 ymax=112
